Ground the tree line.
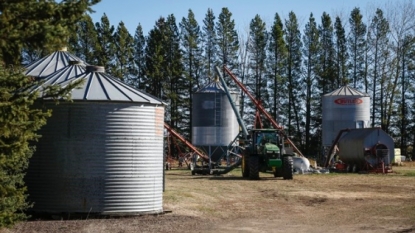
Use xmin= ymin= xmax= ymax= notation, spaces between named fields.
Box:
xmin=53 ymin=1 xmax=415 ymax=158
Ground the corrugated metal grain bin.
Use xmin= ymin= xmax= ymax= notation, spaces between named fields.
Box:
xmin=337 ymin=128 xmax=394 ymax=170
xmin=191 ymin=79 xmax=239 ymax=162
xmin=25 ymin=66 xmax=166 ymax=215
xmin=322 ymin=86 xmax=370 ymax=147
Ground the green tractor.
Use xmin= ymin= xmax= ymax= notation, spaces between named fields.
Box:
xmin=241 ymin=129 xmax=294 ymax=180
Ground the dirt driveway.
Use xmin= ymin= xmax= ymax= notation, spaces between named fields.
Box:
xmin=3 ymin=163 xmax=415 ymax=233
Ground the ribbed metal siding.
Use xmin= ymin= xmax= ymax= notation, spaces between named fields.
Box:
xmin=322 ymin=94 xmax=370 ymax=146
xmin=26 ymin=102 xmax=164 ymax=214
xmin=338 ymin=128 xmax=394 ymax=166
xmin=192 ymin=92 xmax=239 ymax=146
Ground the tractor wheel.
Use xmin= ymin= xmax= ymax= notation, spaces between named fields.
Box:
xmin=282 ymin=156 xmax=294 ymax=180
xmin=249 ymin=156 xmax=260 ymax=180
xmin=242 ymin=156 xmax=250 ymax=178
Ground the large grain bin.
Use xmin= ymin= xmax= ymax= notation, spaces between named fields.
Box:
xmin=25 ymin=47 xmax=87 ymax=78
xmin=322 ymin=86 xmax=370 ymax=147
xmin=25 ymin=65 xmax=165 ymax=215
xmin=191 ymin=79 xmax=239 ymax=162
xmin=337 ymin=128 xmax=394 ymax=171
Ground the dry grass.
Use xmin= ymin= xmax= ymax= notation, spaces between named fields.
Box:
xmin=2 ymin=162 xmax=415 ymax=233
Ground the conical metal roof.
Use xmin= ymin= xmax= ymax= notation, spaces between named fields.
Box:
xmin=26 ymin=62 xmax=86 ymax=94
xmin=25 ymin=48 xmax=87 ymax=78
xmin=197 ymin=78 xmax=225 ymax=93
xmin=324 ymin=85 xmax=369 ymax=96
xmin=40 ymin=65 xmax=165 ymax=104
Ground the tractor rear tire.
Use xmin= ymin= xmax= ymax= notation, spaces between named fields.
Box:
xmin=249 ymin=156 xmax=260 ymax=180
xmin=242 ymin=156 xmax=250 ymax=178
xmin=282 ymin=156 xmax=294 ymax=180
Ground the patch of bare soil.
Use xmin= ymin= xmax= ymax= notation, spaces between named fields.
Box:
xmin=2 ymin=162 xmax=415 ymax=233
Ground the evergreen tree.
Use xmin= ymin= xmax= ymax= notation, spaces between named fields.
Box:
xmin=284 ymin=11 xmax=303 ymax=148
xmin=302 ymin=13 xmax=320 ymax=155
xmin=130 ymin=24 xmax=146 ymax=89
xmin=216 ymin=7 xmax=239 ymax=85
xmin=267 ymin=13 xmax=287 ymax=125
xmin=334 ymin=16 xmax=349 ymax=86
xmin=114 ymin=21 xmax=134 ymax=80
xmin=0 ymin=66 xmax=49 ymax=226
xmin=367 ymin=8 xmax=389 ymax=127
xmin=0 ymin=0 xmax=99 ymax=226
xmin=0 ymin=0 xmax=101 ymax=66
xmin=397 ymin=35 xmax=413 ymax=152
xmin=164 ymin=15 xmax=186 ymax=135
xmin=95 ymin=13 xmax=116 ymax=73
xmin=383 ymin=0 xmax=415 ymax=141
xmin=248 ymin=15 xmax=268 ymax=100
xmin=348 ymin=7 xmax=367 ymax=90
xmin=317 ymin=12 xmax=336 ymax=93
xmin=202 ymin=8 xmax=218 ymax=80
xmin=68 ymin=14 xmax=98 ymax=64
xmin=180 ymin=9 xmax=203 ymax=139
xmin=247 ymin=15 xmax=268 ymax=127
xmin=145 ymin=18 xmax=166 ymax=98
xmin=180 ymin=9 xmax=203 ymax=89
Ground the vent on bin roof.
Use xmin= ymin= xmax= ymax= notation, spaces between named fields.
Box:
xmin=86 ymin=65 xmax=105 ymax=73
xmin=25 ymin=50 xmax=88 ymax=78
xmin=69 ymin=60 xmax=83 ymax=65
xmin=324 ymin=85 xmax=369 ymax=96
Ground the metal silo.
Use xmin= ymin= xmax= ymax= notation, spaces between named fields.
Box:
xmin=322 ymin=85 xmax=370 ymax=147
xmin=191 ymin=79 xmax=239 ymax=162
xmin=25 ymin=47 xmax=87 ymax=78
xmin=337 ymin=128 xmax=394 ymax=171
xmin=26 ymin=65 xmax=166 ymax=215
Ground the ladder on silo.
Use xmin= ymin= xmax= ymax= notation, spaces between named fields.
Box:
xmin=214 ymin=94 xmax=222 ymax=144
xmin=214 ymin=94 xmax=221 ymax=127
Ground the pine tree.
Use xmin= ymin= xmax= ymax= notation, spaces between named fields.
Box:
xmin=68 ymin=14 xmax=98 ymax=64
xmin=302 ymin=13 xmax=320 ymax=155
xmin=202 ymin=8 xmax=217 ymax=80
xmin=0 ymin=0 xmax=101 ymax=66
xmin=317 ymin=12 xmax=336 ymax=93
xmin=398 ymin=35 xmax=413 ymax=152
xmin=216 ymin=7 xmax=239 ymax=85
xmin=130 ymin=24 xmax=146 ymax=89
xmin=334 ymin=16 xmax=349 ymax=86
xmin=180 ymin=10 xmax=204 ymax=89
xmin=367 ymin=8 xmax=389 ymax=128
xmin=267 ymin=13 xmax=287 ymax=125
xmin=164 ymin=14 xmax=186 ymax=135
xmin=180 ymin=9 xmax=203 ymax=139
xmin=95 ymin=13 xmax=116 ymax=73
xmin=284 ymin=11 xmax=303 ymax=148
xmin=247 ymin=15 xmax=268 ymax=127
xmin=145 ymin=18 xmax=166 ymax=98
xmin=114 ymin=21 xmax=134 ymax=80
xmin=0 ymin=0 xmax=100 ymax=226
xmin=0 ymin=66 xmax=49 ymax=226
xmin=348 ymin=8 xmax=367 ymax=90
